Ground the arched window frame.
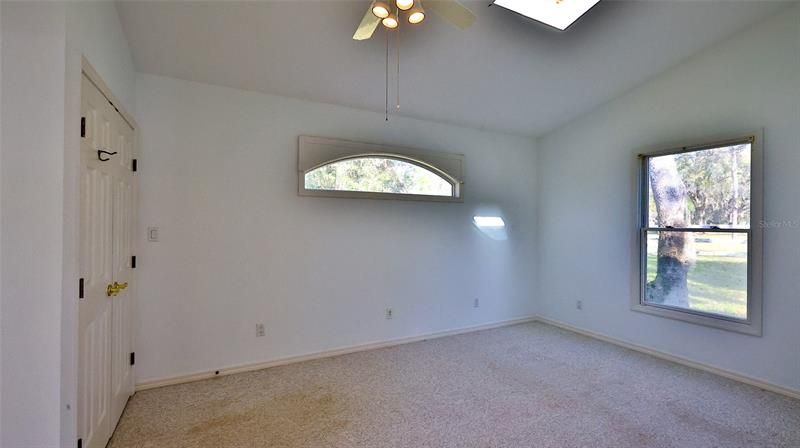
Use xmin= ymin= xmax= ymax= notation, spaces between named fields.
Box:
xmin=298 ymin=136 xmax=464 ymax=202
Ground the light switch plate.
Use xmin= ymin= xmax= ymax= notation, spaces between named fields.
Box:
xmin=147 ymin=227 xmax=160 ymax=242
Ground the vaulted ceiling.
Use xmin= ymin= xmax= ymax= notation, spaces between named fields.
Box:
xmin=117 ymin=1 xmax=790 ymax=137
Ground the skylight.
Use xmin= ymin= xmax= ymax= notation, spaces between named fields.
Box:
xmin=493 ymin=0 xmax=600 ymax=31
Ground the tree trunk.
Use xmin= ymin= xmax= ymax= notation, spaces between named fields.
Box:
xmin=646 ymin=157 xmax=694 ymax=307
xmin=731 ymin=146 xmax=739 ymax=226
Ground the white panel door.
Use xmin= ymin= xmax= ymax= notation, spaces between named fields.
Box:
xmin=110 ymin=109 xmax=136 ymax=426
xmin=78 ymin=73 xmax=136 ymax=448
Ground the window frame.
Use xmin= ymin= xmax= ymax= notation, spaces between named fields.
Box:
xmin=632 ymin=132 xmax=764 ymax=336
xmin=298 ymin=136 xmax=464 ymax=202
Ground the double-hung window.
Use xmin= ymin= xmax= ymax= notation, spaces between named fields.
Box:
xmin=634 ymin=133 xmax=763 ymax=335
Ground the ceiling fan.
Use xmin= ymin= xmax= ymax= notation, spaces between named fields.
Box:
xmin=353 ymin=0 xmax=477 ymax=40
xmin=352 ymin=1 xmax=476 ymax=122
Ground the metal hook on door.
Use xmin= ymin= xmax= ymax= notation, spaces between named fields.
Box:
xmin=97 ymin=149 xmax=118 ymax=162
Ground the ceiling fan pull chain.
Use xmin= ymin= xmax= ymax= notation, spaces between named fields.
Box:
xmin=396 ymin=21 xmax=401 ymax=110
xmin=385 ymin=26 xmax=390 ymax=122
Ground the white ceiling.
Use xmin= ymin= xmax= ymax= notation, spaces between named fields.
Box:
xmin=117 ymin=0 xmax=791 ymax=137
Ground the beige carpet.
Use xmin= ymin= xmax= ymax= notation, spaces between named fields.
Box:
xmin=109 ymin=322 xmax=800 ymax=448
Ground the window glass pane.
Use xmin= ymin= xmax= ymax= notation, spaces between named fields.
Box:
xmin=304 ymin=157 xmax=454 ymax=197
xmin=647 ymin=143 xmax=751 ymax=228
xmin=644 ymin=230 xmax=748 ymax=320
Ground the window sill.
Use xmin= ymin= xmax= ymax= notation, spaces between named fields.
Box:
xmin=630 ymin=302 xmax=762 ymax=336
xmin=298 ymin=188 xmax=464 ymax=203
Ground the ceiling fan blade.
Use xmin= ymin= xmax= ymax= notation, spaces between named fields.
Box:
xmin=426 ymin=0 xmax=477 ymax=29
xmin=353 ymin=6 xmax=381 ymax=40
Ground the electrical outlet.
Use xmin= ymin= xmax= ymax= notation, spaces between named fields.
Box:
xmin=147 ymin=227 xmax=160 ymax=242
xmin=473 ymin=298 xmax=480 ymax=308
xmin=255 ymin=323 xmax=265 ymax=337
xmin=385 ymin=308 xmax=393 ymax=320
xmin=576 ymin=300 xmax=583 ymax=310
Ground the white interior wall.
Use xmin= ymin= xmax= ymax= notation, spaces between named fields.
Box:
xmin=66 ymin=1 xmax=136 ymax=110
xmin=536 ymin=5 xmax=800 ymax=392
xmin=1 ymin=4 xmax=68 ymax=446
xmin=0 ymin=0 xmax=4 ymax=435
xmin=133 ymin=73 xmax=538 ymax=384
xmin=0 ymin=1 xmax=135 ymax=445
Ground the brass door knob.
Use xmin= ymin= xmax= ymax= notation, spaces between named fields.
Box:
xmin=106 ymin=282 xmax=129 ymax=297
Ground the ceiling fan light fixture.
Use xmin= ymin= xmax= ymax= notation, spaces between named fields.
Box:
xmin=372 ymin=1 xmax=391 ymax=19
xmin=382 ymin=13 xmax=399 ymax=29
xmin=408 ymin=4 xmax=426 ymax=24
xmin=396 ymin=0 xmax=414 ymax=11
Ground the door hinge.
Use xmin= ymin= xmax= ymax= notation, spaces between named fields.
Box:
xmin=79 ymin=278 xmax=85 ymax=299
xmin=132 ymin=159 xmax=138 ymax=172
xmin=80 ymin=117 xmax=86 ymax=138
xmin=77 ymin=438 xmax=82 ymax=448
xmin=131 ymin=255 xmax=137 ymax=269
xmin=130 ymin=352 xmax=135 ymax=366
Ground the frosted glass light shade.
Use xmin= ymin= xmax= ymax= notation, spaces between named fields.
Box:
xmin=396 ymin=0 xmax=414 ymax=11
xmin=372 ymin=1 xmax=391 ymax=19
xmin=382 ymin=14 xmax=399 ymax=29
xmin=408 ymin=4 xmax=426 ymax=24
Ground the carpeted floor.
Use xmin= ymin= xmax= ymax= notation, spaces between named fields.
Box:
xmin=109 ymin=322 xmax=800 ymax=448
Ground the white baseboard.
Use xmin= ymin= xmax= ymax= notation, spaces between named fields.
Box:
xmin=135 ymin=314 xmax=800 ymax=401
xmin=135 ymin=316 xmax=538 ymax=391
xmin=535 ymin=316 xmax=800 ymax=400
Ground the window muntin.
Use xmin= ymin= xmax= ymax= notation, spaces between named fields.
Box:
xmin=304 ymin=156 xmax=455 ymax=197
xmin=636 ymin=136 xmax=762 ymax=334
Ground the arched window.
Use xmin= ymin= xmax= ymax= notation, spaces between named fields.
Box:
xmin=305 ymin=155 xmax=455 ymax=197
xmin=298 ymin=137 xmax=464 ymax=202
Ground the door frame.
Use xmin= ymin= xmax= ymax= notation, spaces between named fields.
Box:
xmin=81 ymin=58 xmax=138 ymax=130
xmin=70 ymin=56 xmax=139 ymax=446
